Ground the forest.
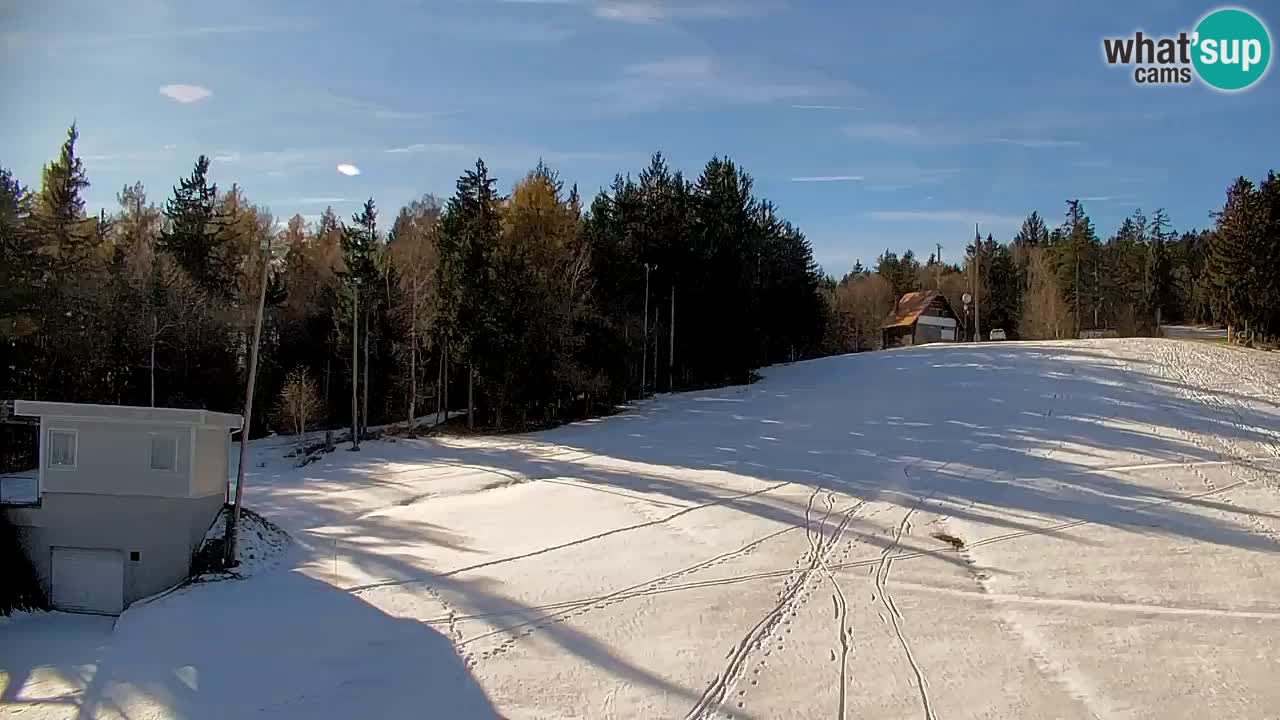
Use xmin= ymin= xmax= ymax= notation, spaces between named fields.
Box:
xmin=2 ymin=124 xmax=1277 ymax=438
xmin=823 ymin=181 xmax=1280 ymax=353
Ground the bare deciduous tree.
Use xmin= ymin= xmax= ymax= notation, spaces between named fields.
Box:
xmin=389 ymin=196 xmax=442 ymax=435
xmin=277 ymin=367 xmax=321 ymax=457
xmin=1020 ymin=246 xmax=1070 ymax=339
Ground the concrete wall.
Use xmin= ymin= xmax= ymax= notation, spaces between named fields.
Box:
xmin=192 ymin=427 xmax=230 ymax=498
xmin=40 ymin=419 xmax=191 ymax=497
xmin=6 ymin=492 xmax=222 ymax=607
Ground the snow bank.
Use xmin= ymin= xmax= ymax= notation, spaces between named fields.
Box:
xmin=193 ymin=506 xmax=292 ymax=580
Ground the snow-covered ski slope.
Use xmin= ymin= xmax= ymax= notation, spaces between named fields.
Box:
xmin=3 ymin=339 xmax=1280 ymax=719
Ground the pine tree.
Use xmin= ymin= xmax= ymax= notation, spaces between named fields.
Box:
xmin=437 ymin=160 xmax=502 ymax=428
xmin=1205 ymin=177 xmax=1265 ymax=332
xmin=1013 ymin=211 xmax=1049 ymax=248
xmin=1055 ymin=200 xmax=1100 ymax=334
xmin=0 ymin=167 xmax=38 ymax=342
xmin=159 ymin=155 xmax=232 ymax=296
xmin=1146 ymin=208 xmax=1174 ymax=328
xmin=31 ymin=124 xmax=96 ymax=274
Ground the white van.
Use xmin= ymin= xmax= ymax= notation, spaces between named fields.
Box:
xmin=989 ymin=328 xmax=1007 ymax=341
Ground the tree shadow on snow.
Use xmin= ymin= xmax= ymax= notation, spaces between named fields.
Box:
xmin=0 ymin=571 xmax=503 ymax=719
xmin=199 ymin=339 xmax=1280 ymax=718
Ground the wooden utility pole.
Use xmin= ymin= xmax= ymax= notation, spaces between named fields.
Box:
xmin=467 ymin=360 xmax=474 ymax=430
xmin=225 ymin=231 xmax=273 ymax=567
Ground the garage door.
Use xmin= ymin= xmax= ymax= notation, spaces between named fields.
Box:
xmin=52 ymin=548 xmax=124 ymax=615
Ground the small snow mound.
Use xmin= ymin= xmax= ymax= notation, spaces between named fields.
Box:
xmin=193 ymin=506 xmax=291 ymax=580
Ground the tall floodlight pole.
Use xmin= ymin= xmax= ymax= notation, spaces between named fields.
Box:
xmin=350 ymin=277 xmax=361 ymax=451
xmin=225 ymin=229 xmax=272 ymax=567
xmin=973 ymin=224 xmax=982 ymax=342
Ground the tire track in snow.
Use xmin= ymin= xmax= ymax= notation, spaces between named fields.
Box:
xmin=685 ymin=488 xmax=865 ymax=720
xmin=875 ymin=496 xmax=936 ymax=720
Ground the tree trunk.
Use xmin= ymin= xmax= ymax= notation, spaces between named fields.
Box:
xmin=149 ymin=312 xmax=157 ymax=408
xmin=407 ymin=289 xmax=417 ymax=436
xmin=362 ymin=304 xmax=370 ymax=438
xmin=323 ymin=335 xmax=331 ymax=425
xmin=435 ymin=341 xmax=444 ymax=426
xmin=668 ymin=286 xmax=675 ymax=391
xmin=467 ymin=360 xmax=474 ymax=430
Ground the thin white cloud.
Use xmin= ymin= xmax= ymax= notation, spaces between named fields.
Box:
xmin=6 ymin=25 xmax=276 ymax=51
xmin=790 ymin=175 xmax=864 ymax=183
xmin=385 ymin=142 xmax=473 ymax=154
xmin=160 ymin=84 xmax=212 ymax=104
xmin=791 ymin=104 xmax=855 ymax=110
xmin=336 ymin=164 xmax=361 ymax=177
xmin=992 ymin=137 xmax=1084 ymax=149
xmin=869 ymin=210 xmax=1023 ymax=226
xmin=626 ymin=56 xmax=716 ymax=80
xmin=162 ymin=144 xmax=177 ymax=151
xmin=605 ymin=55 xmax=848 ymax=111
xmin=212 ymin=151 xmax=241 ymax=163
xmin=384 ymin=141 xmax=633 ymax=166
xmin=861 ymin=166 xmax=967 ymax=192
xmin=844 ymin=122 xmax=934 ymax=145
xmin=276 ymin=197 xmax=350 ymax=205
xmin=1078 ymin=195 xmax=1115 ymax=202
xmin=593 ymin=1 xmax=762 ymax=23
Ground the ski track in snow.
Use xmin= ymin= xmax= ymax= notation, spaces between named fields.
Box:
xmin=350 ymin=480 xmax=792 ymax=594
xmin=875 ymin=492 xmax=937 ymax=720
xmin=8 ymin=339 xmax=1280 ymax=720
xmin=812 ymin=492 xmax=851 ymax=720
xmin=685 ymin=486 xmax=865 ymax=720
xmin=459 ymin=520 xmax=799 ymax=663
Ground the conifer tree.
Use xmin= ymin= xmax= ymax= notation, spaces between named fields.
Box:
xmin=159 ymin=155 xmax=232 ymax=296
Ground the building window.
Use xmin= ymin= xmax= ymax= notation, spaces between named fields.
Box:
xmin=48 ymin=429 xmax=77 ymax=469
xmin=149 ymin=434 xmax=177 ymax=472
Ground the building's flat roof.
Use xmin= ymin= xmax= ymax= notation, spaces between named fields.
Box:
xmin=13 ymin=401 xmax=242 ymax=429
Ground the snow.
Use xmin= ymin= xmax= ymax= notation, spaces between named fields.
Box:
xmin=0 ymin=471 xmax=38 ymax=505
xmin=1161 ymin=324 xmax=1229 ymax=340
xmin=4 ymin=339 xmax=1280 ymax=719
xmin=191 ymin=506 xmax=292 ymax=580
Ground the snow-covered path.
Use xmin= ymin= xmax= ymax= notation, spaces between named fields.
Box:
xmin=4 ymin=339 xmax=1280 ymax=719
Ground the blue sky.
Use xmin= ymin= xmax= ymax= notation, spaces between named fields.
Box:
xmin=2 ymin=0 xmax=1277 ymax=275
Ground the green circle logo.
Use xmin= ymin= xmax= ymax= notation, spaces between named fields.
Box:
xmin=1193 ymin=8 xmax=1271 ymax=91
